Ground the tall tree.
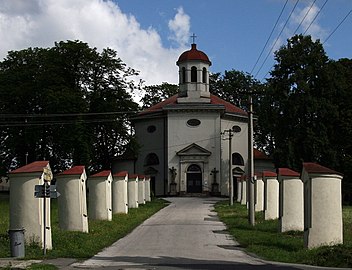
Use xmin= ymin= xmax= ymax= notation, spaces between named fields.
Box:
xmin=139 ymin=83 xmax=178 ymax=109
xmin=0 ymin=41 xmax=139 ymax=174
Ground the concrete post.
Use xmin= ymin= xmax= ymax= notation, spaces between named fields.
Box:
xmin=145 ymin=176 xmax=151 ymax=202
xmin=112 ymin=171 xmax=128 ymax=214
xmin=240 ymin=175 xmax=247 ymax=206
xmin=263 ymin=171 xmax=279 ymax=220
xmin=255 ymin=173 xmax=264 ymax=212
xmin=88 ymin=170 xmax=112 ymax=221
xmin=236 ymin=180 xmax=242 ymax=203
xmin=9 ymin=161 xmax=52 ymax=249
xmin=128 ymin=174 xmax=139 ymax=208
xmin=278 ymin=168 xmax=304 ymax=232
xmin=138 ymin=175 xmax=146 ymax=205
xmin=302 ymin=162 xmax=343 ymax=249
xmin=56 ymin=166 xmax=88 ymax=232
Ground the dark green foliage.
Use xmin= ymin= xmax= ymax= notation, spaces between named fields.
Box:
xmin=0 ymin=41 xmax=139 ymax=174
xmin=139 ymin=82 xmax=178 ymax=109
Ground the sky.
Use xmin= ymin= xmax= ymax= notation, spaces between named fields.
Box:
xmin=0 ymin=0 xmax=351 ymax=88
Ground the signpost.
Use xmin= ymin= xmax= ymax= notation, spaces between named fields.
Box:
xmin=34 ymin=168 xmax=60 ymax=255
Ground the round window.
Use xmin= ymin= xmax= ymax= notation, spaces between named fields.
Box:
xmin=147 ymin=125 xmax=156 ymax=133
xmin=187 ymin=119 xmax=201 ymax=127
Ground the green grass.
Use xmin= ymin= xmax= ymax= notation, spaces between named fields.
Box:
xmin=215 ymin=201 xmax=352 ymax=268
xmin=0 ymin=194 xmax=167 ymax=259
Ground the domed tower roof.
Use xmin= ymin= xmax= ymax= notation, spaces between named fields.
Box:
xmin=176 ymin=43 xmax=212 ymax=66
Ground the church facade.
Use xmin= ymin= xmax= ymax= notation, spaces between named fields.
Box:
xmin=114 ymin=43 xmax=250 ymax=197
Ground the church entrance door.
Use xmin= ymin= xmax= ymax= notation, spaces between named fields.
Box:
xmin=187 ymin=164 xmax=202 ymax=193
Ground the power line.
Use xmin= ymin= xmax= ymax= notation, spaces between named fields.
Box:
xmin=293 ymin=0 xmax=317 ymax=35
xmin=323 ymin=8 xmax=352 ymax=44
xmin=303 ymin=0 xmax=328 ymax=35
xmin=254 ymin=0 xmax=300 ymax=79
xmin=250 ymin=0 xmax=289 ymax=75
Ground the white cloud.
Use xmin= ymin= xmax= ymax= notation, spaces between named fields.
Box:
xmin=0 ymin=0 xmax=190 ymax=86
xmin=168 ymin=7 xmax=190 ymax=47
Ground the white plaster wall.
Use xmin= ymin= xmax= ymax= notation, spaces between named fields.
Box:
xmin=255 ymin=177 xmax=264 ymax=211
xmin=113 ymin=176 xmax=128 ymax=214
xmin=280 ymin=178 xmax=304 ymax=232
xmin=138 ymin=178 xmax=146 ymax=205
xmin=306 ymin=176 xmax=343 ymax=248
xmin=128 ymin=178 xmax=139 ymax=208
xmin=178 ymin=61 xmax=210 ymax=94
xmin=145 ymin=178 xmax=151 ymax=202
xmin=264 ymin=177 xmax=279 ymax=220
xmin=57 ymin=174 xmax=88 ymax=232
xmin=241 ymin=180 xmax=247 ymax=205
xmin=134 ymin=118 xmax=165 ymax=196
xmin=237 ymin=181 xmax=242 ymax=202
xmin=88 ymin=176 xmax=112 ymax=221
xmin=220 ymin=118 xmax=248 ymax=196
xmin=9 ymin=173 xmax=52 ymax=249
xmin=167 ymin=111 xmax=221 ymax=194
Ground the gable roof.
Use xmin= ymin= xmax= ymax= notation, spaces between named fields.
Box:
xmin=58 ymin=166 xmax=85 ymax=176
xmin=138 ymin=94 xmax=247 ymax=117
xmin=303 ymin=162 xmax=343 ymax=176
xmin=10 ymin=161 xmax=50 ymax=174
xmin=177 ymin=143 xmax=212 ymax=156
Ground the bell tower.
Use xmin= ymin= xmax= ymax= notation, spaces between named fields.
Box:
xmin=176 ymin=38 xmax=212 ymax=103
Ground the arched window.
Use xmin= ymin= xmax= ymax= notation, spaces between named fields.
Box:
xmin=182 ymin=67 xmax=186 ymax=83
xmin=232 ymin=153 xmax=244 ymax=166
xmin=191 ymin=66 xmax=197 ymax=82
xmin=202 ymin=67 xmax=207 ymax=83
xmin=144 ymin=153 xmax=159 ymax=166
xmin=187 ymin=164 xmax=201 ymax=172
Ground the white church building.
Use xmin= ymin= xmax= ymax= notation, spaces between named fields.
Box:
xmin=113 ymin=43 xmax=250 ymax=197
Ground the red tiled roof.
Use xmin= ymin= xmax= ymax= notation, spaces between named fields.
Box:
xmin=10 ymin=161 xmax=49 ymax=174
xmin=58 ymin=166 xmax=85 ymax=176
xmin=278 ymin=168 xmax=300 ymax=177
xmin=303 ymin=162 xmax=342 ymax=176
xmin=128 ymin=174 xmax=139 ymax=179
xmin=139 ymin=94 xmax=247 ymax=116
xmin=91 ymin=170 xmax=111 ymax=177
xmin=138 ymin=175 xmax=145 ymax=179
xmin=113 ymin=171 xmax=128 ymax=177
xmin=177 ymin=44 xmax=211 ymax=65
xmin=254 ymin=149 xmax=271 ymax=160
xmin=262 ymin=171 xmax=277 ymax=177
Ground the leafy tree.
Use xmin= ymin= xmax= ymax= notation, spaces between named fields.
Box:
xmin=139 ymin=83 xmax=178 ymax=109
xmin=0 ymin=41 xmax=139 ymax=174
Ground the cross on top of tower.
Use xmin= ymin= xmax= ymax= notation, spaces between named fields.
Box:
xmin=191 ymin=33 xmax=197 ymax=44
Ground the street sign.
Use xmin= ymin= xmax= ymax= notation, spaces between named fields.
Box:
xmin=34 ymin=184 xmax=60 ymax=198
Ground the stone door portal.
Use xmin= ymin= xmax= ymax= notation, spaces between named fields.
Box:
xmin=187 ymin=164 xmax=202 ymax=193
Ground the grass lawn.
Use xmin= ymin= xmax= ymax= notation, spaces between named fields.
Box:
xmin=215 ymin=201 xmax=352 ymax=268
xmin=0 ymin=193 xmax=167 ymax=260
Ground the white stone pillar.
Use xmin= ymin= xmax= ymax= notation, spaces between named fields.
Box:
xmin=255 ymin=174 xmax=264 ymax=212
xmin=88 ymin=170 xmax=112 ymax=221
xmin=138 ymin=175 xmax=146 ymax=205
xmin=236 ymin=180 xmax=242 ymax=203
xmin=263 ymin=171 xmax=279 ymax=220
xmin=112 ymin=171 xmax=128 ymax=214
xmin=145 ymin=176 xmax=151 ymax=202
xmin=128 ymin=174 xmax=139 ymax=208
xmin=278 ymin=168 xmax=304 ymax=232
xmin=302 ymin=162 xmax=343 ymax=249
xmin=240 ymin=176 xmax=247 ymax=205
xmin=56 ymin=166 xmax=88 ymax=232
xmin=9 ymin=161 xmax=52 ymax=249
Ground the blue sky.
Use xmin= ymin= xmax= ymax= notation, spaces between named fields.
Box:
xmin=0 ymin=0 xmax=351 ymax=87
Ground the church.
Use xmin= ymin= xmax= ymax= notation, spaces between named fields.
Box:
xmin=113 ymin=42 xmax=251 ymax=197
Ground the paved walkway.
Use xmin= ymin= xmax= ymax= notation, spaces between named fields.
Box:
xmin=67 ymin=197 xmax=309 ymax=270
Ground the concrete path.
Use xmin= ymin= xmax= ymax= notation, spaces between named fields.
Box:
xmin=71 ymin=197 xmax=308 ymax=269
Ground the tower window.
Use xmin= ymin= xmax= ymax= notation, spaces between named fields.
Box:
xmin=191 ymin=66 xmax=197 ymax=82
xmin=202 ymin=67 xmax=207 ymax=83
xmin=182 ymin=67 xmax=186 ymax=83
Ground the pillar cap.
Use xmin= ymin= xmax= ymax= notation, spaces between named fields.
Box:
xmin=303 ymin=162 xmax=343 ymax=177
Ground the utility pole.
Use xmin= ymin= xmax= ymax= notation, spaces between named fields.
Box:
xmin=248 ymin=94 xmax=255 ymax=225
xmin=222 ymin=125 xmax=241 ymax=206
xmin=222 ymin=128 xmax=234 ymax=205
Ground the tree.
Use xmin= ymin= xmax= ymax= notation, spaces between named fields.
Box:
xmin=139 ymin=83 xmax=178 ymax=109
xmin=0 ymin=41 xmax=139 ymax=174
